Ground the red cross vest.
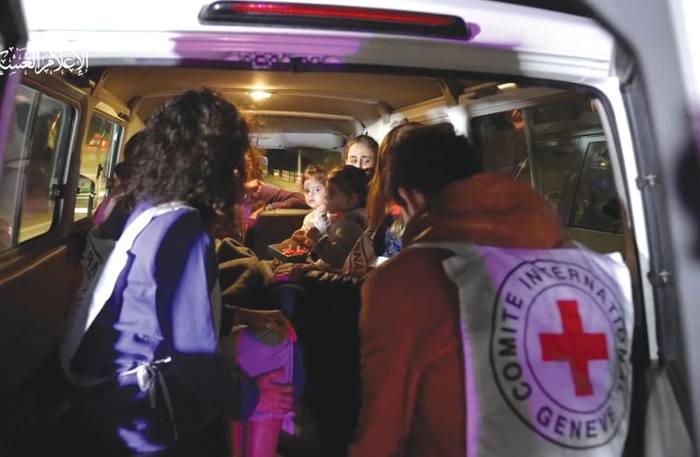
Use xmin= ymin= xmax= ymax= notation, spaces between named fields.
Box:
xmin=412 ymin=242 xmax=633 ymax=457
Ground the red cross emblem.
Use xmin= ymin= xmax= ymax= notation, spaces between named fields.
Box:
xmin=539 ymin=300 xmax=608 ymax=396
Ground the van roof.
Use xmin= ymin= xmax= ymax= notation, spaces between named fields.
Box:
xmin=23 ymin=0 xmax=613 ymax=84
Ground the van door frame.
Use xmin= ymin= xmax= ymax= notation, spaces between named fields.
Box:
xmin=578 ymin=0 xmax=700 ymax=443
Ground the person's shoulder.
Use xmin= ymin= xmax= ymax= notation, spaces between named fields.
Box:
xmin=135 ymin=204 xmax=209 ymax=252
xmin=339 ymin=209 xmax=367 ymax=229
xmin=142 ymin=205 xmax=203 ymax=232
xmin=361 ymin=246 xmax=457 ymax=331
xmin=363 ymin=246 xmax=450 ymax=294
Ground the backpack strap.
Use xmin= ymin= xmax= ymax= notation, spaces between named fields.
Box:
xmin=60 ymin=202 xmax=193 ymax=386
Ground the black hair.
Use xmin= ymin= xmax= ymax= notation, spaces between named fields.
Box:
xmin=119 ymin=88 xmax=250 ymax=225
xmin=383 ymin=122 xmax=483 ymax=207
xmin=326 ymin=165 xmax=369 ymax=208
xmin=113 ymin=130 xmax=144 ymax=181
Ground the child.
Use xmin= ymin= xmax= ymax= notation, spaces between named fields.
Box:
xmin=296 ymin=164 xmax=328 ymax=236
xmin=306 ymin=165 xmax=369 ymax=269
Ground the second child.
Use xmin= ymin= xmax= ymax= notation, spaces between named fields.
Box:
xmin=306 ymin=165 xmax=368 ymax=270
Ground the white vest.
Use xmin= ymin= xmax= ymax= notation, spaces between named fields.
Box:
xmin=413 ymin=242 xmax=634 ymax=457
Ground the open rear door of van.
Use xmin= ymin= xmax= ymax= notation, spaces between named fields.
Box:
xmin=576 ymin=0 xmax=700 ymax=454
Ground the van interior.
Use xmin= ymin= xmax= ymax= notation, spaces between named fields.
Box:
xmin=0 ymin=0 xmax=697 ymax=456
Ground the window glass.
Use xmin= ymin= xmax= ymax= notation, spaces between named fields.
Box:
xmin=471 ymin=109 xmax=530 ymax=185
xmin=470 ymin=95 xmax=621 ymax=234
xmin=74 ymin=116 xmax=122 ymax=220
xmin=266 ymin=148 xmax=342 ymax=191
xmin=529 ymin=98 xmax=602 ymax=141
xmin=0 ymin=85 xmax=74 ymax=248
xmin=571 ymin=141 xmax=622 ymax=233
xmin=529 ymin=138 xmax=585 ymax=223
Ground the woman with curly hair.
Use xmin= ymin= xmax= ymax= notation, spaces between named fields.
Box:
xmin=63 ymin=88 xmax=295 ymax=457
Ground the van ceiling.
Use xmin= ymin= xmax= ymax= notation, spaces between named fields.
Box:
xmin=96 ymin=67 xmax=489 ymax=136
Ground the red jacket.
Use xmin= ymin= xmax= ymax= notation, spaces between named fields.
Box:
xmin=350 ymin=172 xmax=564 ymax=457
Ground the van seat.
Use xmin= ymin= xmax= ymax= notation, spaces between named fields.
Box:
xmin=248 ymin=209 xmax=310 ymax=260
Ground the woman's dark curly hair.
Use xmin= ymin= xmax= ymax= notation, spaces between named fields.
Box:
xmin=326 ymin=165 xmax=369 ymax=208
xmin=119 ymin=88 xmax=250 ymax=225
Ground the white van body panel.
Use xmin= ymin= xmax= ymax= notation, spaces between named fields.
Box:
xmin=23 ymin=0 xmax=613 ymax=85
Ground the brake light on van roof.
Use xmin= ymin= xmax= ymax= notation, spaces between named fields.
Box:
xmin=199 ymin=2 xmax=471 ymax=40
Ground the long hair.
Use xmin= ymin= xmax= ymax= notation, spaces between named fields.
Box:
xmin=367 ymin=123 xmax=422 ymax=229
xmin=119 ymin=88 xmax=250 ymax=225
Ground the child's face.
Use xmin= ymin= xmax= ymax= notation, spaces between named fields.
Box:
xmin=303 ymin=177 xmax=326 ymax=209
xmin=324 ymin=181 xmax=356 ymax=214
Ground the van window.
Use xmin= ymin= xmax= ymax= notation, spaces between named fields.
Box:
xmin=0 ymin=85 xmax=74 ymax=248
xmin=266 ymin=148 xmax=343 ymax=191
xmin=471 ymin=109 xmax=531 ymax=186
xmin=75 ymin=116 xmax=122 ymax=220
xmin=570 ymin=140 xmax=621 ymax=233
xmin=471 ymin=95 xmax=622 ymax=236
xmin=529 ymin=137 xmax=586 ymax=223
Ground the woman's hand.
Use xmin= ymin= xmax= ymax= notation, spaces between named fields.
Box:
xmin=253 ymin=368 xmax=294 ymax=415
xmin=245 ymin=207 xmax=263 ymax=227
xmin=236 ymin=308 xmax=291 ymax=339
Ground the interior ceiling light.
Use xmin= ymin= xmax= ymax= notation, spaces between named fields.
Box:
xmin=249 ymin=90 xmax=274 ymax=100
